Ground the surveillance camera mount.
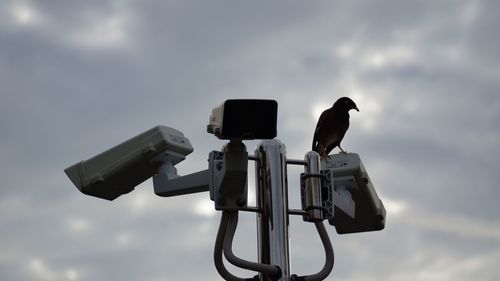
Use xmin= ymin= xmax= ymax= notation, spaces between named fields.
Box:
xmin=209 ymin=140 xmax=249 ymax=211
xmin=152 ymin=152 xmax=210 ymax=197
xmin=64 ymin=99 xmax=386 ymax=281
xmin=300 ymin=151 xmax=325 ymax=222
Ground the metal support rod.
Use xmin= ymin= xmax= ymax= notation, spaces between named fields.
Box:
xmin=288 ymin=209 xmax=308 ymax=216
xmin=255 ymin=140 xmax=290 ymax=281
xmin=224 ymin=212 xmax=281 ymax=277
xmin=291 ymin=222 xmax=334 ymax=281
xmin=214 ymin=212 xmax=255 ymax=281
xmin=286 ymin=159 xmax=307 ymax=166
xmin=303 ymin=151 xmax=323 ymax=221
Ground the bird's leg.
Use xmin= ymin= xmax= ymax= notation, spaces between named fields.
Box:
xmin=338 ymin=145 xmax=347 ymax=154
xmin=319 ymin=147 xmax=329 ymax=160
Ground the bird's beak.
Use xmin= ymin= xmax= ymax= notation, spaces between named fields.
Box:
xmin=354 ymin=106 xmax=359 ymax=112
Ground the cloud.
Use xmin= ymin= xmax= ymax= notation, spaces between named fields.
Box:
xmin=10 ymin=3 xmax=41 ymax=26
xmin=387 ymin=197 xmax=500 ymax=240
xmin=1 ymin=0 xmax=500 ymax=280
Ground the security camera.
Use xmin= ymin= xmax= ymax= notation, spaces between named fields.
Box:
xmin=321 ymin=153 xmax=386 ymax=234
xmin=64 ymin=126 xmax=193 ymax=200
xmin=207 ymin=99 xmax=278 ymax=140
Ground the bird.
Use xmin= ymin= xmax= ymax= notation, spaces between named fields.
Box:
xmin=312 ymin=97 xmax=359 ymax=159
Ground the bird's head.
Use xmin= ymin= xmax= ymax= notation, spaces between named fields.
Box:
xmin=334 ymin=97 xmax=359 ymax=112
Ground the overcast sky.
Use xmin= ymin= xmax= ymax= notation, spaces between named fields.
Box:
xmin=1 ymin=1 xmax=500 ymax=280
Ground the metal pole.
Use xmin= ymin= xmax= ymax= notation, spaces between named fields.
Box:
xmin=255 ymin=139 xmax=290 ymax=281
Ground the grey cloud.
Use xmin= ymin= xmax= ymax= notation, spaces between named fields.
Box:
xmin=1 ymin=0 xmax=500 ymax=280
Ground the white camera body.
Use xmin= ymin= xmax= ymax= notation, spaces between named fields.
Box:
xmin=64 ymin=126 xmax=193 ymax=200
xmin=322 ymin=153 xmax=386 ymax=234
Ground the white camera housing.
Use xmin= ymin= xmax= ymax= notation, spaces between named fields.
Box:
xmin=64 ymin=126 xmax=193 ymax=200
xmin=322 ymin=153 xmax=386 ymax=234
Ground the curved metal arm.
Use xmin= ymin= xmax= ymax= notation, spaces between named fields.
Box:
xmin=223 ymin=212 xmax=281 ymax=278
xmin=214 ymin=212 xmax=255 ymax=281
xmin=291 ymin=221 xmax=334 ymax=281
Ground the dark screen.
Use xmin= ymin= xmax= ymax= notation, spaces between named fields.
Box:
xmin=221 ymin=99 xmax=278 ymax=139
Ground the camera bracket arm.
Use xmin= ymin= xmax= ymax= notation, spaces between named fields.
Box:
xmin=152 ymin=152 xmax=210 ymax=197
xmin=153 ymin=140 xmax=250 ymax=203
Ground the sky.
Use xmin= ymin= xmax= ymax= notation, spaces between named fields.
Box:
xmin=1 ymin=0 xmax=500 ymax=280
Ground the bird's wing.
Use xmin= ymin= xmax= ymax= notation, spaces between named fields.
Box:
xmin=312 ymin=109 xmax=329 ymax=151
xmin=323 ymin=118 xmax=349 ymax=156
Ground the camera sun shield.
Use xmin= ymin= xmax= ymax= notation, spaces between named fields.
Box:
xmin=64 ymin=126 xmax=193 ymax=200
xmin=207 ymin=99 xmax=278 ymax=140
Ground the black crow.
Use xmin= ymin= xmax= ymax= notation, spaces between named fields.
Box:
xmin=312 ymin=97 xmax=359 ymax=158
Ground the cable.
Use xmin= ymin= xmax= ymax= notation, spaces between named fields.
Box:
xmin=291 ymin=221 xmax=334 ymax=281
xmin=223 ymin=212 xmax=282 ymax=278
xmin=214 ymin=212 xmax=255 ymax=281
